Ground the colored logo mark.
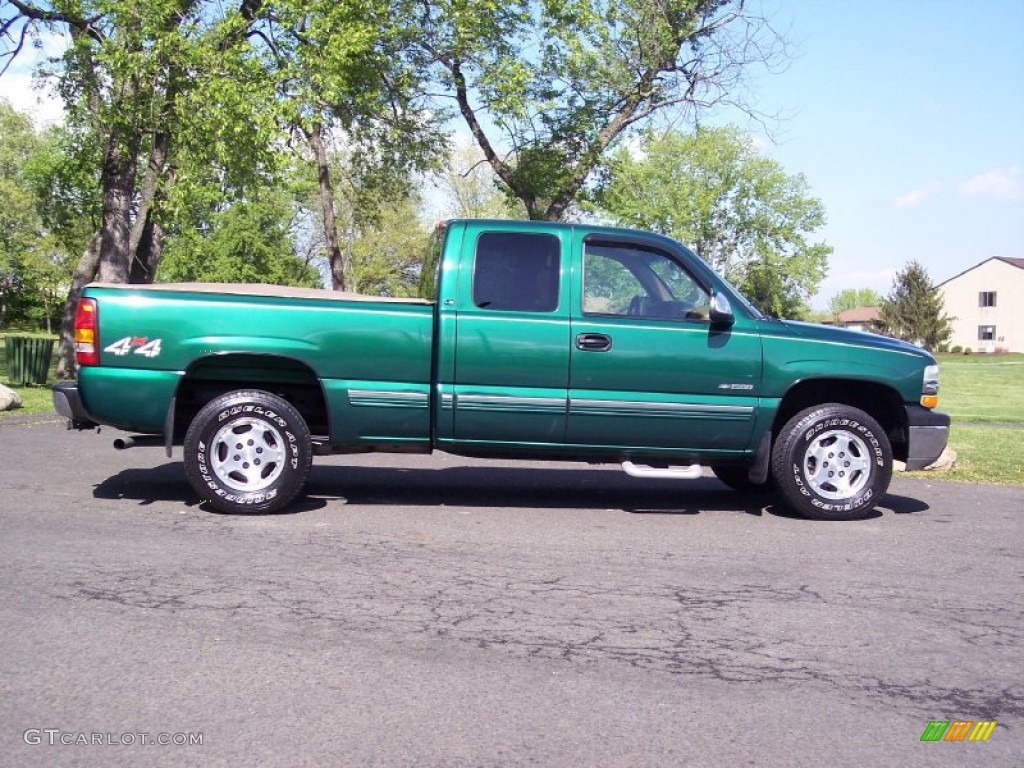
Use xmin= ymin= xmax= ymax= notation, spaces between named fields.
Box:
xmin=920 ymin=720 xmax=997 ymax=742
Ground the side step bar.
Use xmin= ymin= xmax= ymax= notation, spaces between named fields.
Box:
xmin=621 ymin=461 xmax=703 ymax=480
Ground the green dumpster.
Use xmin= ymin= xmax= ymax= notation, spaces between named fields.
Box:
xmin=6 ymin=336 xmax=55 ymax=386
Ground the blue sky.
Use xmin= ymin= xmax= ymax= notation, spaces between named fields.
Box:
xmin=4 ymin=2 xmax=1022 ymax=309
xmin=716 ymin=0 xmax=1024 ymax=307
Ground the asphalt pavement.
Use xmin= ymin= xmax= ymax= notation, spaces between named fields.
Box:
xmin=1 ymin=417 xmax=1021 ymax=767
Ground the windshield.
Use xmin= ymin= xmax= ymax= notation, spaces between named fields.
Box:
xmin=676 ymin=242 xmax=765 ymax=320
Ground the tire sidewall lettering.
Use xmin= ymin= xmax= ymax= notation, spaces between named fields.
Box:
xmin=802 ymin=418 xmax=884 ymax=468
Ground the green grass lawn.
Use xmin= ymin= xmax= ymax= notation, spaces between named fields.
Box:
xmin=910 ymin=353 xmax=1023 ymax=485
xmin=2 ymin=334 xmax=1021 ymax=484
xmin=940 ymin=423 xmax=1023 ymax=484
xmin=932 ymin=353 xmax=1024 ymax=423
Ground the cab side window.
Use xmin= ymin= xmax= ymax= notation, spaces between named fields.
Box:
xmin=582 ymin=242 xmax=710 ymax=321
xmin=473 ymin=232 xmax=560 ymax=312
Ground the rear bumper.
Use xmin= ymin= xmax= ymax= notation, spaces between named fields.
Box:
xmin=904 ymin=405 xmax=950 ymax=471
xmin=52 ymin=381 xmax=97 ymax=430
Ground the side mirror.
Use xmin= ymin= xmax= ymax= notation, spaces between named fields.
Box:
xmin=709 ymin=292 xmax=735 ymax=327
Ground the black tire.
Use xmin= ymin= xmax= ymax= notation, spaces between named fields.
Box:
xmin=771 ymin=404 xmax=892 ymax=521
xmin=183 ymin=390 xmax=312 ymax=514
xmin=711 ymin=464 xmax=775 ymax=493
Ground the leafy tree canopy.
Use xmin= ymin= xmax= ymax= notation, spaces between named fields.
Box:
xmin=0 ymin=99 xmax=78 ymax=331
xmin=419 ymin=0 xmax=785 ymax=220
xmin=827 ymin=287 xmax=884 ymax=320
xmin=345 ymin=193 xmax=432 ymax=297
xmin=157 ymin=190 xmax=319 ymax=287
xmin=593 ymin=126 xmax=831 ymax=318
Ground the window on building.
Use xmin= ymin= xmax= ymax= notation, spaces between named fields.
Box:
xmin=473 ymin=232 xmax=561 ymax=312
xmin=978 ymin=325 xmax=996 ymax=341
xmin=979 ymin=291 xmax=996 ymax=307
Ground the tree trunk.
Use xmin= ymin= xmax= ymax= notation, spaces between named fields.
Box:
xmin=96 ymin=129 xmax=139 ymax=284
xmin=128 ymin=142 xmax=166 ymax=282
xmin=129 ymin=92 xmax=175 ymax=283
xmin=56 ymin=233 xmax=102 ymax=380
xmin=131 ymin=216 xmax=166 ymax=284
xmin=304 ymin=122 xmax=346 ymax=291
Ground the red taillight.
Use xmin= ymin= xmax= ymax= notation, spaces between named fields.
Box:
xmin=75 ymin=298 xmax=99 ymax=366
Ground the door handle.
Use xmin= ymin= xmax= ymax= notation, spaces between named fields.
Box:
xmin=576 ymin=333 xmax=612 ymax=352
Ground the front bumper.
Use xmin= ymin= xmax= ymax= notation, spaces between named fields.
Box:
xmin=904 ymin=405 xmax=950 ymax=471
xmin=52 ymin=381 xmax=98 ymax=430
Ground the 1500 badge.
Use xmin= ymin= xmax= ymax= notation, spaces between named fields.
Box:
xmin=104 ymin=336 xmax=163 ymax=358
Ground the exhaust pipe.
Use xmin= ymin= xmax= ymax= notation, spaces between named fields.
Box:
xmin=113 ymin=435 xmax=165 ymax=450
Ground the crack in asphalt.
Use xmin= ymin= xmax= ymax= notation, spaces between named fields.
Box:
xmin=47 ymin=528 xmax=1024 ymax=723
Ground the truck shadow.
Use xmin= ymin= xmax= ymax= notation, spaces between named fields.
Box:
xmin=92 ymin=461 xmax=930 ymax=519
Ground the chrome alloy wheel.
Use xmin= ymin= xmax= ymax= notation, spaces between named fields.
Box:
xmin=210 ymin=416 xmax=287 ymax=492
xmin=802 ymin=429 xmax=872 ymax=500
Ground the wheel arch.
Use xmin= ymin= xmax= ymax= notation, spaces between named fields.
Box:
xmin=172 ymin=353 xmax=329 ymax=442
xmin=771 ymin=378 xmax=909 ymax=462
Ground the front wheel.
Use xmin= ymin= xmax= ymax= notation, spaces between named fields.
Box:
xmin=771 ymin=404 xmax=892 ymax=521
xmin=183 ymin=390 xmax=313 ymax=514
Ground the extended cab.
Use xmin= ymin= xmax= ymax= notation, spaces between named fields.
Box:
xmin=53 ymin=219 xmax=950 ymax=519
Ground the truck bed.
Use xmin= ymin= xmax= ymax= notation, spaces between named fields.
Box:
xmin=78 ymin=282 xmax=437 ymax=447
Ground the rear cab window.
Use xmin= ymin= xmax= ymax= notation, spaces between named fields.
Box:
xmin=472 ymin=232 xmax=562 ymax=313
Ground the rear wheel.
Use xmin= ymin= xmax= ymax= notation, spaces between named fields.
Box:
xmin=771 ymin=404 xmax=891 ymax=520
xmin=183 ymin=390 xmax=312 ymax=514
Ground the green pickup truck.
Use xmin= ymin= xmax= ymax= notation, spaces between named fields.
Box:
xmin=53 ymin=218 xmax=949 ymax=520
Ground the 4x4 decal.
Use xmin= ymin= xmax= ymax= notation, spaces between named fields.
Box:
xmin=103 ymin=336 xmax=163 ymax=358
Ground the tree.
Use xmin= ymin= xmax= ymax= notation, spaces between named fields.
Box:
xmin=418 ymin=0 xmax=785 ymax=221
xmin=2 ymin=0 xmax=284 ymax=373
xmin=27 ymin=125 xmax=105 ymax=375
xmin=0 ymin=99 xmax=43 ymax=327
xmin=0 ymin=100 xmax=81 ymax=333
xmin=827 ymin=288 xmax=884 ymax=321
xmin=879 ymin=261 xmax=953 ymax=351
xmin=435 ymin=144 xmax=528 ymax=220
xmin=17 ymin=241 xmax=73 ymax=333
xmin=21 ymin=123 xmax=103 ymax=354
xmin=158 ymin=190 xmax=319 ymax=287
xmin=246 ymin=0 xmax=447 ymax=290
xmin=4 ymin=0 xmax=446 ymax=377
xmin=344 ymin=194 xmax=432 ymax=296
xmin=593 ymin=127 xmax=831 ymax=317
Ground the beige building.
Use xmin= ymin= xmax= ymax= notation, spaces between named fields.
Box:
xmin=938 ymin=257 xmax=1024 ymax=353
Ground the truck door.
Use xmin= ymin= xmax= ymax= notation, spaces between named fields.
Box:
xmin=448 ymin=226 xmax=571 ymax=445
xmin=567 ymin=233 xmax=762 ymax=453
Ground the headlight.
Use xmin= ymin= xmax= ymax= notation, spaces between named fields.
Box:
xmin=921 ymin=364 xmax=939 ymax=408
